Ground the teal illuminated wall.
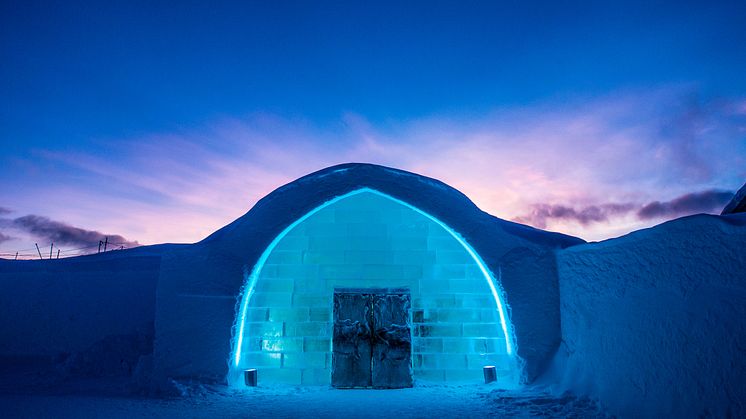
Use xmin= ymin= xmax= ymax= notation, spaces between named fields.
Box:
xmin=231 ymin=189 xmax=518 ymax=386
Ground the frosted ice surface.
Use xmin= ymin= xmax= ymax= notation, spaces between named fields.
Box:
xmin=0 ymin=378 xmax=610 ymax=418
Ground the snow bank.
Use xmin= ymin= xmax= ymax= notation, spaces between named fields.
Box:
xmin=553 ymin=213 xmax=746 ymax=417
xmin=0 ymin=248 xmax=166 ymax=377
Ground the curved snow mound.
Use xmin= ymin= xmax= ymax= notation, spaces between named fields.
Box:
xmin=201 ymin=163 xmax=584 ymax=249
xmin=554 ymin=213 xmax=746 ymax=418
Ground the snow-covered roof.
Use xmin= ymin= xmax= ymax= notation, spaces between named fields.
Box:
xmin=202 ymin=162 xmax=584 ymax=249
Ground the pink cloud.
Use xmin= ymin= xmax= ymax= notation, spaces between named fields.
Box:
xmin=3 ymin=86 xmax=745 ymax=250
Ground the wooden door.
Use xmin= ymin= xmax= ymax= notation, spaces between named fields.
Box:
xmin=372 ymin=293 xmax=413 ymax=388
xmin=331 ymin=289 xmax=412 ymax=389
xmin=331 ymin=292 xmax=372 ymax=388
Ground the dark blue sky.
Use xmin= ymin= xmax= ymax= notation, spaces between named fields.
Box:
xmin=1 ymin=1 xmax=746 ymax=251
xmin=3 ymin=1 xmax=745 ymax=150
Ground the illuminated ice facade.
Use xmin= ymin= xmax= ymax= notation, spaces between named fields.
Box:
xmin=231 ymin=189 xmax=518 ymax=386
xmin=147 ymin=163 xmax=581 ymax=390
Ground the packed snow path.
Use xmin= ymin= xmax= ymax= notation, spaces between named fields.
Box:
xmin=1 ymin=380 xmax=609 ymax=418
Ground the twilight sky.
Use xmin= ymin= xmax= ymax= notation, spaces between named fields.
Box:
xmin=1 ymin=1 xmax=746 ymax=257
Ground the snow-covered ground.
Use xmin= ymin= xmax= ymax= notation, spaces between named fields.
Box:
xmin=0 ymin=375 xmax=609 ymax=418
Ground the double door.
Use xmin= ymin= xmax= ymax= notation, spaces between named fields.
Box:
xmin=331 ymin=288 xmax=412 ymax=389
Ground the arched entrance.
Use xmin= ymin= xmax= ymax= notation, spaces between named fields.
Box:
xmin=228 ymin=188 xmax=519 ymax=387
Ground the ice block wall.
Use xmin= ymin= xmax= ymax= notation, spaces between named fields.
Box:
xmin=232 ymin=190 xmax=518 ymax=386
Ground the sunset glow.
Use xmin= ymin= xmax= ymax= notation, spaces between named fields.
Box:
xmin=1 ymin=2 xmax=745 ymax=257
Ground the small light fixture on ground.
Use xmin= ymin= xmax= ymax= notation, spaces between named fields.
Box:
xmin=244 ymin=369 xmax=257 ymax=387
xmin=483 ymin=366 xmax=496 ymax=384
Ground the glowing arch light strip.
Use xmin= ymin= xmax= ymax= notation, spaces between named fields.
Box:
xmin=369 ymin=189 xmax=515 ymax=356
xmin=232 ymin=188 xmax=515 ymax=369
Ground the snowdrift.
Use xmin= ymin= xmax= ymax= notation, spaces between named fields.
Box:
xmin=553 ymin=213 xmax=746 ymax=417
xmin=0 ymin=246 xmax=172 ymax=378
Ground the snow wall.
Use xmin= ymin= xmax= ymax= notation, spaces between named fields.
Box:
xmin=553 ymin=213 xmax=746 ymax=418
xmin=0 ymin=249 xmax=164 ymax=376
xmin=153 ymin=163 xmax=583 ymax=385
